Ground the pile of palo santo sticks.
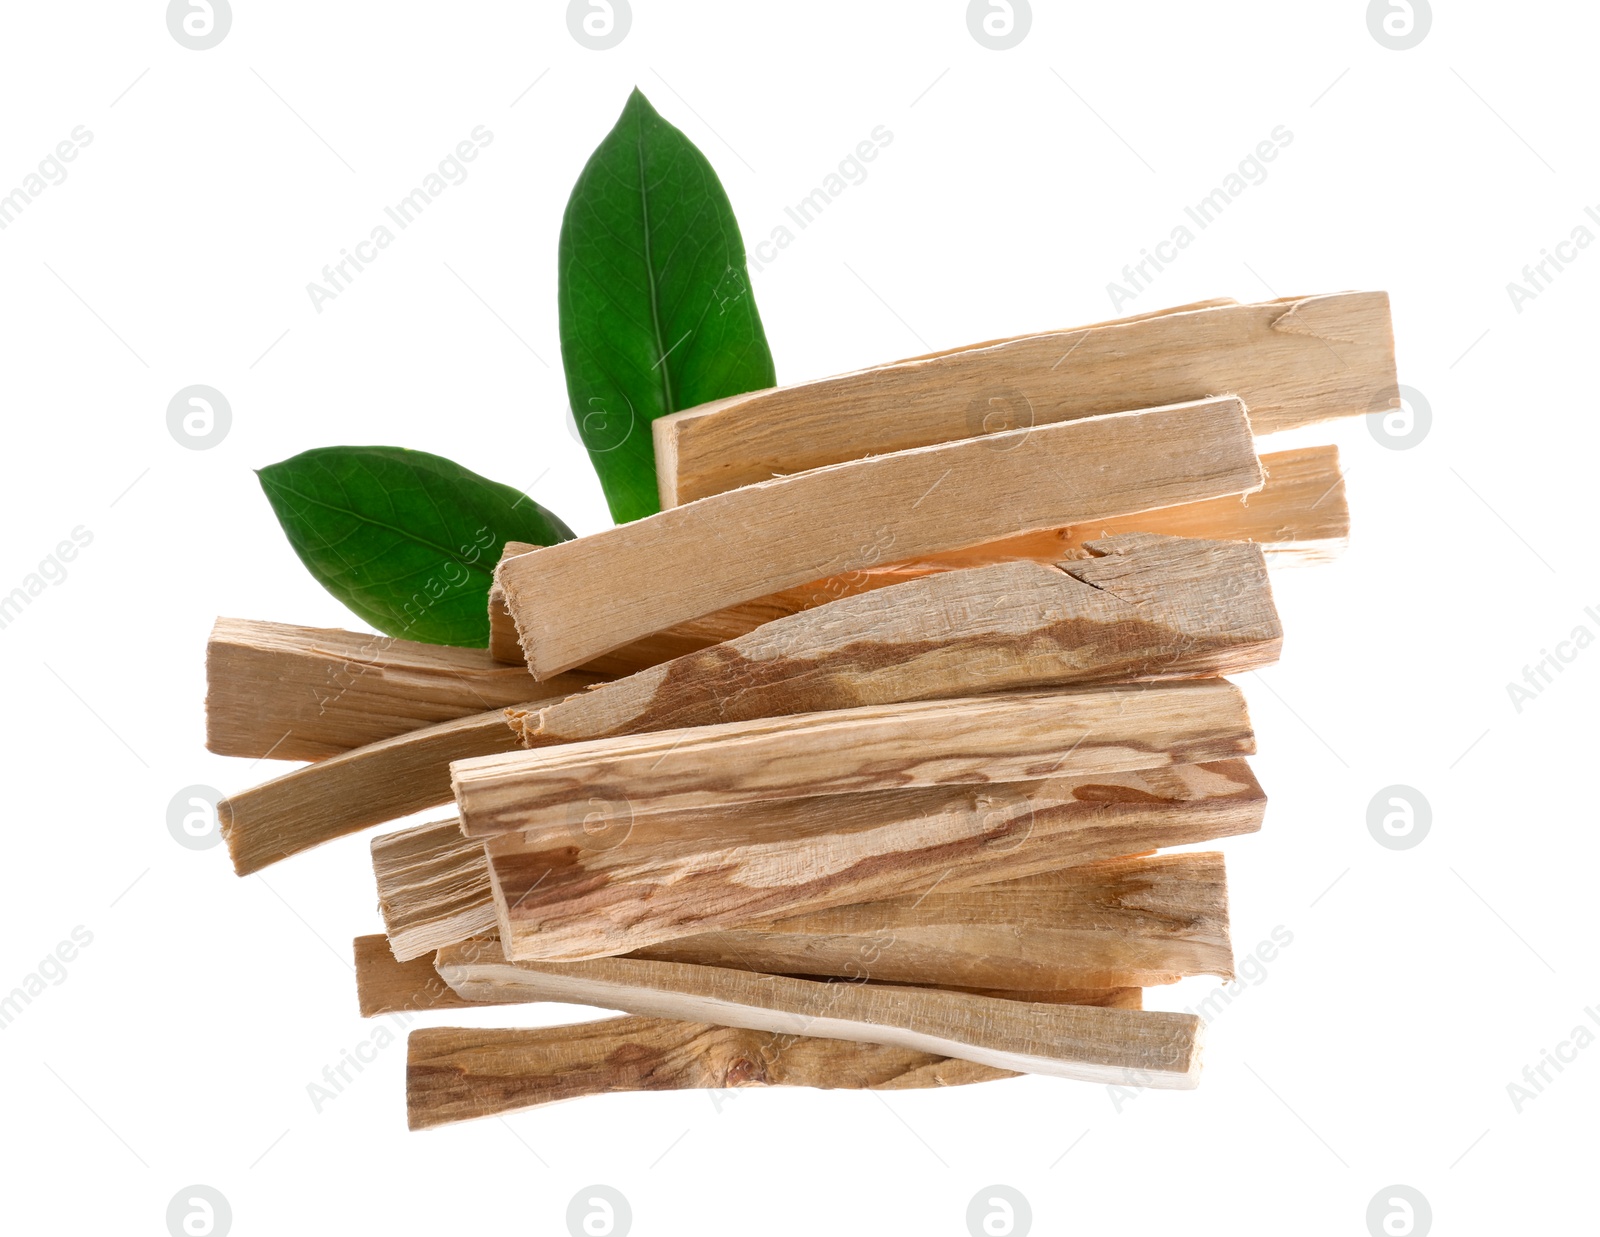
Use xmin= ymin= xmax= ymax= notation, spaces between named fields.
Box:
xmin=207 ymin=292 xmax=1395 ymax=1129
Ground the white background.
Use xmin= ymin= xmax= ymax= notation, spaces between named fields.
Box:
xmin=1 ymin=2 xmax=1594 ymax=1234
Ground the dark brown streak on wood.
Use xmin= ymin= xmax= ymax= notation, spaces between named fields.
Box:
xmin=511 ymin=537 xmax=1278 ymax=749
xmin=488 ymin=760 xmax=1261 ymax=958
xmin=405 ymin=1017 xmax=1017 ymax=1128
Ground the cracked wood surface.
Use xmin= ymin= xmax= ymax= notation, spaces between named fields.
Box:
xmin=372 ymin=820 xmax=501 ymax=960
xmin=893 ymin=444 xmax=1349 ymax=572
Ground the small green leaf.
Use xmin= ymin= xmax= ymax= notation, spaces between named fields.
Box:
xmin=559 ymin=87 xmax=776 ymax=524
xmin=257 ymin=446 xmax=573 ymax=647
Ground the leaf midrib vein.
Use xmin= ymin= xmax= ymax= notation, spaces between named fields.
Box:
xmin=267 ymin=480 xmax=493 ymax=580
xmin=636 ymin=109 xmax=675 ymax=415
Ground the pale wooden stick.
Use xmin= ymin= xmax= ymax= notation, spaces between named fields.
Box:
xmin=487 ymin=446 xmax=1340 ymax=668
xmin=353 ymin=933 xmax=508 ymax=1018
xmin=361 ymin=922 xmax=1141 ymax=1018
xmin=487 ymin=759 xmax=1263 ymax=961
xmin=499 ymin=397 xmax=1262 ymax=678
xmin=374 ymin=812 xmax=1236 ymax=986
xmin=892 ymin=444 xmax=1350 ymax=572
xmin=231 ymin=589 xmax=1256 ymax=875
xmin=434 ymin=947 xmax=1204 ymax=1086
xmin=220 ymin=709 xmax=525 ymax=876
xmin=925 ymin=985 xmax=1143 ymax=1005
xmin=887 ymin=297 xmax=1241 ymax=365
xmin=406 ymin=975 xmax=1148 ymax=1126
xmin=205 ymin=617 xmax=600 ymax=760
xmin=454 ymin=679 xmax=1254 ymax=837
xmin=654 ymin=292 xmax=1393 ymax=505
xmin=487 ymin=575 xmax=521 ymax=665
xmin=488 ymin=544 xmax=827 ymax=672
xmin=372 ymin=820 xmax=498 ymax=960
xmin=511 ymin=533 xmax=1278 ymax=748
xmin=406 ymin=1017 xmax=1019 ymax=1127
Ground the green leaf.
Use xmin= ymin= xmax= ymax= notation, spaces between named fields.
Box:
xmin=257 ymin=446 xmax=573 ymax=647
xmin=559 ymin=87 xmax=776 ymax=524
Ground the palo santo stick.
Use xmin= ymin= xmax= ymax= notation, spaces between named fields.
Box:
xmin=898 ymin=444 xmax=1349 ymax=574
xmin=512 ymin=533 xmax=1278 ymax=748
xmin=499 ymin=396 xmax=1263 ymax=678
xmin=488 ymin=542 xmax=834 ymax=672
xmin=455 ymin=678 xmax=1254 ymax=837
xmin=894 ymin=297 xmax=1240 ymax=365
xmin=375 ymin=812 xmax=1236 ymax=987
xmin=406 ymin=976 xmax=1146 ymax=1126
xmin=639 ymin=854 xmax=1232 ymax=990
xmin=365 ymin=923 xmax=1142 ymax=1020
xmin=654 ymin=292 xmax=1393 ymax=505
xmin=206 ymin=617 xmax=601 ymax=760
xmin=406 ymin=1017 xmax=1019 ymax=1127
xmin=488 ymin=446 xmax=1339 ymax=670
xmin=221 ymin=710 xmax=526 ymax=876
xmin=353 ymin=933 xmax=512 ymax=1018
xmin=363 ymin=921 xmax=1138 ymax=1023
xmin=372 ymin=820 xmax=498 ymax=960
xmin=487 ymin=759 xmax=1264 ymax=961
xmin=934 ymin=985 xmax=1142 ymax=1006
xmin=434 ymin=948 xmax=1204 ymax=1086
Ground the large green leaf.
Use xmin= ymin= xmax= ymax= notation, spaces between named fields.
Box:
xmin=559 ymin=87 xmax=776 ymax=523
xmin=257 ymin=446 xmax=573 ymax=647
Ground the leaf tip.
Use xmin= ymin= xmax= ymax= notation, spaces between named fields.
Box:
xmin=624 ymin=85 xmax=659 ymax=120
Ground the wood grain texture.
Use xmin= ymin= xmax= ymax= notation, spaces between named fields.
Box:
xmin=455 ymin=678 xmax=1255 ymax=837
xmin=406 ymin=1017 xmax=1019 ymax=1127
xmin=372 ymin=819 xmax=497 ymax=960
xmin=487 ymin=759 xmax=1264 ymax=961
xmin=205 ymin=617 xmax=600 ymax=760
xmin=487 ymin=447 xmax=1339 ymax=670
xmin=371 ymin=814 xmax=1235 ymax=986
xmin=221 ymin=709 xmax=524 ymax=876
xmin=771 ymin=445 xmax=1345 ymax=616
xmin=511 ymin=533 xmax=1278 ymax=750
xmin=639 ymin=854 xmax=1233 ymax=990
xmin=920 ymin=984 xmax=1142 ymax=1006
xmin=499 ymin=397 xmax=1263 ymax=678
xmin=406 ymin=976 xmax=1146 ymax=1125
xmin=363 ymin=925 xmax=1140 ymax=1026
xmin=891 ymin=444 xmax=1349 ymax=573
xmin=488 ymin=543 xmax=835 ymax=673
xmin=654 ymin=292 xmax=1392 ymax=505
xmin=353 ymin=933 xmax=499 ymax=1018
xmin=434 ymin=948 xmax=1204 ymax=1086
